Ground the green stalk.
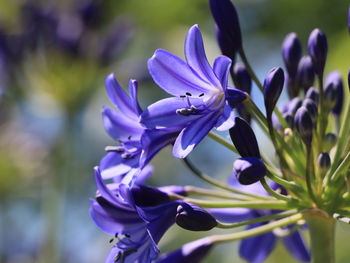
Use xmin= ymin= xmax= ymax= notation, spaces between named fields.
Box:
xmin=208 ymin=132 xmax=238 ymax=154
xmin=184 ymin=186 xmax=250 ymax=201
xmin=217 ymin=209 xmax=299 ymax=229
xmin=260 ymin=177 xmax=292 ymax=202
xmin=210 ymin=213 xmax=303 ymax=243
xmin=304 ymin=209 xmax=336 ymax=263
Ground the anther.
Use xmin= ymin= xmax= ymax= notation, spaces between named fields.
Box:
xmin=180 ymin=95 xmax=186 ymax=98
xmin=121 ymin=153 xmax=133 ymax=159
xmin=109 ymin=238 xmax=114 ymax=243
xmin=185 ymin=92 xmax=192 ymax=96
xmin=105 ymin=146 xmax=125 ymax=152
xmin=199 ymin=93 xmax=204 ymax=97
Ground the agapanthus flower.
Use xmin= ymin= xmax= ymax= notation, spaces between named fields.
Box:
xmin=100 ymin=73 xmax=179 ymax=183
xmin=141 ymin=25 xmax=246 ymax=158
xmin=90 ymin=168 xmax=183 ymax=263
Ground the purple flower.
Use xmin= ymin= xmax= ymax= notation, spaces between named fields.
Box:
xmin=141 ymin=25 xmax=246 ymax=158
xmin=155 ymin=237 xmax=213 ymax=263
xmin=90 ymin=168 xmax=182 ymax=263
xmin=100 ymin=73 xmax=179 ymax=183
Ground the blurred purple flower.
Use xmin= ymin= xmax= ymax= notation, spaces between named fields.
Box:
xmin=141 ymin=25 xmax=246 ymax=158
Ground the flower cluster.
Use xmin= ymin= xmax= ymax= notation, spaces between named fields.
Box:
xmin=90 ymin=1 xmax=350 ymax=262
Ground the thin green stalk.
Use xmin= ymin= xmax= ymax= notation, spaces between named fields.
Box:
xmin=330 ymin=150 xmax=350 ymax=181
xmin=306 ymin=141 xmax=317 ymax=204
xmin=210 ymin=213 xmax=303 ymax=244
xmin=184 ymin=186 xmax=250 ymax=201
xmin=208 ymin=132 xmax=238 ymax=154
xmin=238 ymin=48 xmax=263 ymax=92
xmin=260 ymin=177 xmax=292 ymax=202
xmin=216 ymin=209 xmax=299 ymax=229
xmin=183 ymin=158 xmax=273 ymax=200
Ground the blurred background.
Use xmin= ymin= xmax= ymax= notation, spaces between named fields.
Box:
xmin=0 ymin=0 xmax=349 ymax=262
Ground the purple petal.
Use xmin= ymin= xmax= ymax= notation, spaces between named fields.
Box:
xmin=100 ymin=152 xmax=136 ymax=180
xmin=135 ymin=165 xmax=154 ymax=185
xmin=215 ymin=103 xmax=234 ymax=131
xmin=213 ymin=55 xmax=231 ymax=88
xmin=283 ymin=230 xmax=311 ymax=262
xmin=102 ymin=107 xmax=143 ymax=141
xmin=105 ymin=73 xmax=136 ymax=116
xmin=185 ymin=25 xmax=221 ymax=88
xmin=140 ymin=128 xmax=180 ymax=167
xmin=239 ymin=224 xmax=276 ymax=263
xmin=148 ymin=49 xmax=213 ymax=96
xmin=173 ymin=111 xmax=221 ymax=158
xmin=94 ymin=167 xmax=120 ymax=204
xmin=140 ymin=97 xmax=204 ymax=128
xmin=128 ymin=79 xmax=143 ymax=115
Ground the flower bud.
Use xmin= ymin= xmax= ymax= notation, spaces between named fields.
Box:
xmin=302 ymin=98 xmax=318 ymax=123
xmin=286 ymin=97 xmax=302 ymax=117
xmin=317 ymin=152 xmax=331 ymax=173
xmin=282 ymin=32 xmax=302 ymax=78
xmin=323 ymin=133 xmax=337 ymax=152
xmin=210 ymin=0 xmax=242 ymax=50
xmin=326 ymin=71 xmax=344 ymax=116
xmin=296 ymin=56 xmax=315 ymax=91
xmin=263 ymin=67 xmax=285 ymax=118
xmin=324 ymin=82 xmax=337 ymax=110
xmin=233 ymin=63 xmax=251 ymax=93
xmin=283 ymin=112 xmax=294 ymax=129
xmin=294 ymin=106 xmax=314 ymax=145
xmin=305 ymin=87 xmax=319 ymax=105
xmin=233 ymin=157 xmax=266 ymax=185
xmin=308 ymin=28 xmax=328 ymax=76
xmin=216 ymin=26 xmax=236 ymax=63
xmin=229 ymin=117 xmax=260 ymax=158
xmin=176 ymin=203 xmax=217 ymax=231
xmin=131 ymin=185 xmax=170 ymax=207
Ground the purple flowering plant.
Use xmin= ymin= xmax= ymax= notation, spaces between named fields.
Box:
xmin=90 ymin=1 xmax=350 ymax=262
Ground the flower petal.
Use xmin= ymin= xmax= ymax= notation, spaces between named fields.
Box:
xmin=239 ymin=223 xmax=276 ymax=263
xmin=140 ymin=97 xmax=204 ymax=129
xmin=140 ymin=128 xmax=180 ymax=167
xmin=215 ymin=103 xmax=235 ymax=131
xmin=173 ymin=111 xmax=220 ymax=158
xmin=148 ymin=49 xmax=213 ymax=96
xmin=128 ymin=79 xmax=143 ymax=115
xmin=283 ymin=230 xmax=311 ymax=262
xmin=213 ymin=55 xmax=231 ymax=88
xmin=185 ymin=25 xmax=221 ymax=88
xmin=100 ymin=152 xmax=139 ymax=180
xmin=105 ymin=73 xmax=136 ymax=116
xmin=102 ymin=107 xmax=143 ymax=141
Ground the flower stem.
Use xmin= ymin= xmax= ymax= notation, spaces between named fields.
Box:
xmin=208 ymin=131 xmax=238 ymax=154
xmin=260 ymin=177 xmax=292 ymax=202
xmin=182 ymin=158 xmax=273 ymax=200
xmin=184 ymin=185 xmax=249 ymax=201
xmin=210 ymin=213 xmax=303 ymax=244
xmin=304 ymin=209 xmax=336 ymax=263
xmin=216 ymin=209 xmax=299 ymax=229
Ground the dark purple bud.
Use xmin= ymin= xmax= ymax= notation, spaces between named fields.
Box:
xmin=156 ymin=238 xmax=213 ymax=263
xmin=176 ymin=203 xmax=217 ymax=231
xmin=216 ymin=26 xmax=236 ymax=63
xmin=131 ymin=185 xmax=170 ymax=207
xmin=326 ymin=71 xmax=344 ymax=115
xmin=233 ymin=157 xmax=266 ymax=185
xmin=210 ymin=0 xmax=242 ymax=50
xmin=229 ymin=117 xmax=260 ymax=158
xmin=296 ymin=56 xmax=315 ymax=91
xmin=263 ymin=67 xmax=285 ymax=118
xmin=302 ymin=98 xmax=318 ymax=123
xmin=305 ymin=87 xmax=319 ymax=105
xmin=294 ymin=106 xmax=314 ymax=145
xmin=324 ymin=82 xmax=337 ymax=110
xmin=233 ymin=63 xmax=252 ymax=93
xmin=287 ymin=97 xmax=303 ymax=116
xmin=282 ymin=32 xmax=302 ymax=78
xmin=324 ymin=133 xmax=337 ymax=152
xmin=308 ymin=29 xmax=328 ymax=76
xmin=283 ymin=112 xmax=294 ymax=129
xmin=317 ymin=152 xmax=331 ymax=171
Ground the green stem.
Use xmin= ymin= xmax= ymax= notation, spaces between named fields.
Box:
xmin=304 ymin=209 xmax=336 ymax=263
xmin=330 ymin=150 xmax=350 ymax=181
xmin=210 ymin=213 xmax=303 ymax=244
xmin=208 ymin=132 xmax=238 ymax=154
xmin=183 ymin=158 xmax=273 ymax=200
xmin=184 ymin=186 xmax=249 ymax=201
xmin=260 ymin=177 xmax=292 ymax=202
xmin=217 ymin=209 xmax=299 ymax=229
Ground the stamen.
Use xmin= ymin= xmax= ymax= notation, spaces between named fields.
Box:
xmin=199 ymin=93 xmax=204 ymax=97
xmin=186 ymin=92 xmax=192 ymax=96
xmin=105 ymin=146 xmax=125 ymax=152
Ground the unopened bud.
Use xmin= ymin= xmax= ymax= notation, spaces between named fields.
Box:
xmin=324 ymin=82 xmax=337 ymax=110
xmin=326 ymin=71 xmax=344 ymax=116
xmin=323 ymin=133 xmax=337 ymax=152
xmin=296 ymin=56 xmax=315 ymax=91
xmin=233 ymin=157 xmax=266 ymax=185
xmin=282 ymin=32 xmax=302 ymax=78
xmin=294 ymin=106 xmax=314 ymax=145
xmin=302 ymin=98 xmax=318 ymax=123
xmin=263 ymin=67 xmax=285 ymax=118
xmin=317 ymin=152 xmax=331 ymax=177
xmin=176 ymin=203 xmax=217 ymax=231
xmin=305 ymin=87 xmax=319 ymax=105
xmin=308 ymin=28 xmax=328 ymax=76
